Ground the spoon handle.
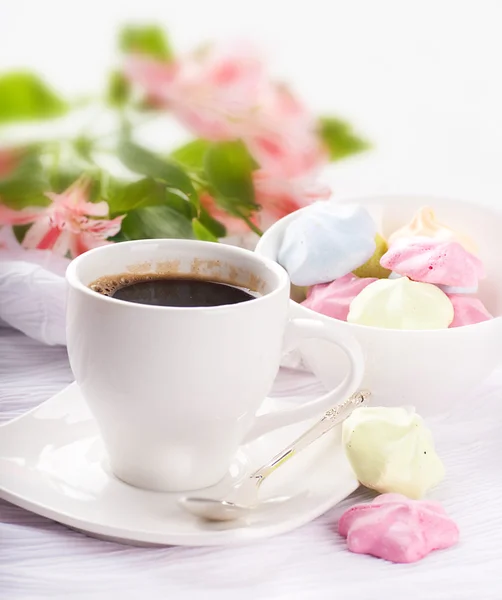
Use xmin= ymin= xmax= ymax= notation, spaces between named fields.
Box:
xmin=249 ymin=390 xmax=370 ymax=486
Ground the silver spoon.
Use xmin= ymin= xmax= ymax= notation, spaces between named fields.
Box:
xmin=179 ymin=389 xmax=370 ymax=521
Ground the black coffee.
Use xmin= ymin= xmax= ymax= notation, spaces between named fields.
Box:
xmin=89 ymin=274 xmax=256 ymax=307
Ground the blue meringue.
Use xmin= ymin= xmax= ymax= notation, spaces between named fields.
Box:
xmin=277 ymin=202 xmax=377 ymax=286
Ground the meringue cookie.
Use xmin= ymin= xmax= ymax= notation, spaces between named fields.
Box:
xmin=388 ymin=205 xmax=478 ymax=254
xmin=277 ymin=202 xmax=377 ymax=286
xmin=380 ymin=237 xmax=485 ymax=289
xmin=347 ymin=276 xmax=454 ymax=330
xmin=448 ymin=294 xmax=493 ymax=327
xmin=290 ymin=284 xmax=308 ymax=303
xmin=302 ymin=273 xmax=377 ymax=321
xmin=338 ymin=493 xmax=459 ymax=563
xmin=342 ymin=407 xmax=445 ymax=499
xmin=389 ymin=272 xmax=478 ymax=295
xmin=353 ymin=233 xmax=392 ymax=279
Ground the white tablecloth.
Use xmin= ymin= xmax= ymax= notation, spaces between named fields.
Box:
xmin=1 ymin=326 xmax=502 ymax=600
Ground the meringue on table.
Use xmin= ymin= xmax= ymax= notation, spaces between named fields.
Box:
xmin=347 ymin=276 xmax=454 ymax=330
xmin=342 ymin=406 xmax=445 ymax=499
xmin=277 ymin=202 xmax=377 ymax=286
xmin=338 ymin=493 xmax=459 ymax=563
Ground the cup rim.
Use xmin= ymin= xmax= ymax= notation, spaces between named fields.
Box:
xmin=66 ymin=238 xmax=290 ymax=313
xmin=256 ymin=193 xmax=502 ymax=333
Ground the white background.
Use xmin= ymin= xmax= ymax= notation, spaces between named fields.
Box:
xmin=1 ymin=0 xmax=502 ymax=207
xmin=2 ymin=5 xmax=502 ymax=597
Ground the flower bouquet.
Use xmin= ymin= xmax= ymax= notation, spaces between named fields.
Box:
xmin=0 ymin=25 xmax=368 ymax=344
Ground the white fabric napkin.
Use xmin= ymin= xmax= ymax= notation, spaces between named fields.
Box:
xmin=0 ymin=227 xmax=69 ymax=346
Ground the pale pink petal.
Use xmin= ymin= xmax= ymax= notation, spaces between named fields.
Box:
xmin=0 ymin=226 xmax=21 ymax=251
xmin=69 ymin=232 xmax=115 ymax=257
xmin=79 ymin=200 xmax=109 ymax=217
xmin=21 ymin=217 xmax=57 ymax=250
xmin=64 ymin=186 xmax=110 ymax=217
xmin=82 ymin=214 xmax=124 ymax=237
xmin=124 ymin=55 xmax=177 ymax=104
xmin=242 ymin=85 xmax=327 ymax=178
xmin=253 ymin=170 xmax=331 ymax=230
xmin=246 ymin=129 xmax=326 ymax=178
xmin=50 ymin=228 xmax=72 ymax=257
xmin=0 ymin=204 xmax=46 ymax=226
xmin=124 ymin=43 xmax=266 ymax=141
xmin=174 ymin=106 xmax=238 ymax=141
xmin=200 ymin=192 xmax=255 ymax=236
xmin=46 ymin=188 xmax=110 ymax=218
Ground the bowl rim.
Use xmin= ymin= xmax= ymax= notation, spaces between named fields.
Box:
xmin=256 ymin=193 xmax=502 ymax=334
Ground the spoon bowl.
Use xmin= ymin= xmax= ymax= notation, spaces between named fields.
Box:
xmin=179 ymin=497 xmax=253 ymax=522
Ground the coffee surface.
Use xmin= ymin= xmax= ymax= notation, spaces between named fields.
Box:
xmin=90 ymin=274 xmax=256 ymax=307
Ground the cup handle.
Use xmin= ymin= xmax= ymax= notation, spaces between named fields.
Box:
xmin=243 ymin=318 xmax=365 ymax=443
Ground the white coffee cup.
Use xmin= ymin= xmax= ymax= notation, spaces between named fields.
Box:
xmin=66 ymin=239 xmax=364 ymax=492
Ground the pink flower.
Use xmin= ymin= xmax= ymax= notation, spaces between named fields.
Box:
xmin=0 ymin=226 xmax=71 ymax=276
xmin=124 ymin=43 xmax=266 ymax=141
xmin=253 ymin=170 xmax=330 ymax=230
xmin=0 ymin=179 xmax=124 ymax=258
xmin=0 ymin=226 xmax=19 ymax=251
xmin=200 ymin=192 xmax=258 ymax=236
xmin=242 ymin=86 xmax=327 ymax=178
xmin=200 ymin=172 xmax=329 ymax=237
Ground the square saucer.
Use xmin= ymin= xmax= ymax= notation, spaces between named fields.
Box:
xmin=0 ymin=384 xmax=358 ymax=546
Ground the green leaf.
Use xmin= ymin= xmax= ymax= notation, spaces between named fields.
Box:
xmin=108 ymin=178 xmax=196 ymax=220
xmin=119 ymin=206 xmax=194 ymax=240
xmin=119 ymin=25 xmax=173 ymax=61
xmin=204 ymin=140 xmax=257 ymax=216
xmin=198 ymin=207 xmax=226 ymax=239
xmin=171 ymin=139 xmax=211 ymax=171
xmin=0 ymin=150 xmax=50 ymax=208
xmin=107 ymin=178 xmax=163 ymax=213
xmin=73 ymin=136 xmax=94 ymax=163
xmin=0 ymin=72 xmax=67 ymax=124
xmin=192 ymin=219 xmax=218 ymax=242
xmin=318 ymin=117 xmax=370 ymax=161
xmin=165 ymin=187 xmax=196 ymax=219
xmin=118 ymin=141 xmax=196 ymax=198
xmin=107 ymin=71 xmax=130 ymax=107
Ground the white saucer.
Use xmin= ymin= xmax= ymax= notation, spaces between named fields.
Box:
xmin=0 ymin=383 xmax=358 ymax=546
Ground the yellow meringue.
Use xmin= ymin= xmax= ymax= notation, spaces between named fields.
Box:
xmin=353 ymin=234 xmax=392 ymax=279
xmin=342 ymin=407 xmax=445 ymax=499
xmin=388 ymin=206 xmax=478 ymax=254
xmin=347 ymin=276 xmax=454 ymax=329
xmin=290 ymin=284 xmax=307 ymax=303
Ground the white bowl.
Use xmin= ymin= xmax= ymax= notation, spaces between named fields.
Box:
xmin=256 ymin=195 xmax=502 ymax=415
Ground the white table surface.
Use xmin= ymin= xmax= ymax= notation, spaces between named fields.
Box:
xmin=1 ymin=326 xmax=502 ymax=599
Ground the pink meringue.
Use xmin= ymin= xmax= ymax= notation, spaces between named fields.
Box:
xmin=302 ymin=274 xmax=377 ymax=321
xmin=448 ymin=294 xmax=493 ymax=327
xmin=338 ymin=493 xmax=459 ymax=563
xmin=380 ymin=237 xmax=485 ymax=289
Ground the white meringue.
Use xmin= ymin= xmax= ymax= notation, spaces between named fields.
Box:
xmin=347 ymin=276 xmax=454 ymax=330
xmin=277 ymin=202 xmax=377 ymax=286
xmin=342 ymin=407 xmax=445 ymax=499
xmin=388 ymin=205 xmax=478 ymax=254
